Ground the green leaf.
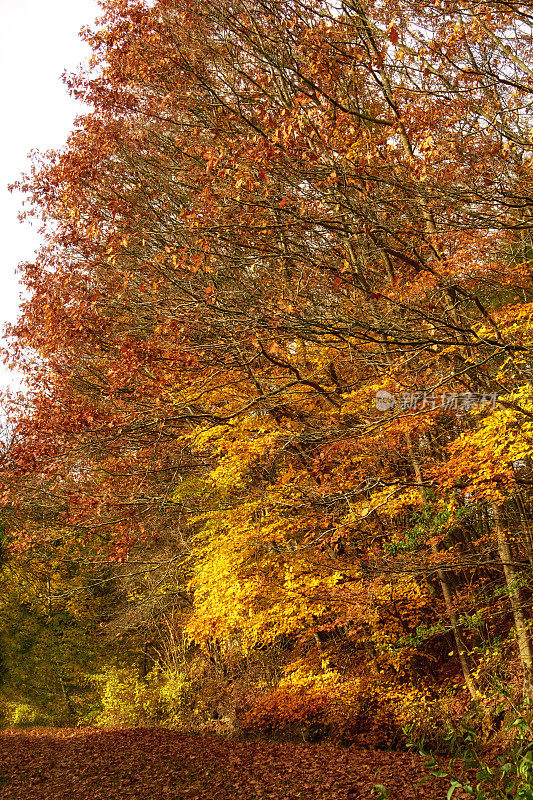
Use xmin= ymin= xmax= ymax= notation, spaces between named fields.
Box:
xmin=447 ymin=779 xmax=464 ymax=800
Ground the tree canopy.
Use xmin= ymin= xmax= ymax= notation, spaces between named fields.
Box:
xmin=3 ymin=0 xmax=533 ymax=744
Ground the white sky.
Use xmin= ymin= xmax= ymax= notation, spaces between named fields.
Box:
xmin=0 ymin=0 xmax=101 ymax=389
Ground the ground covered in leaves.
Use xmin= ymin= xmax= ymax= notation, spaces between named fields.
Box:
xmin=0 ymin=727 xmax=457 ymax=799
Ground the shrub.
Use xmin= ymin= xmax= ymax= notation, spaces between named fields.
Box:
xmin=159 ymin=671 xmax=197 ymax=728
xmin=95 ymin=667 xmax=163 ymax=726
xmin=93 ymin=666 xmax=201 ymax=729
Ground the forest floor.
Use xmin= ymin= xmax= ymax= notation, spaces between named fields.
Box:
xmin=0 ymin=727 xmax=467 ymax=800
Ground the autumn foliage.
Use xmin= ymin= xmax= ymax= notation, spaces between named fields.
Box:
xmin=3 ymin=0 xmax=533 ymax=759
xmin=0 ymin=727 xmax=453 ymax=799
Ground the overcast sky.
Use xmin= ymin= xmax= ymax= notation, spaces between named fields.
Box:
xmin=0 ymin=0 xmax=101 ymax=389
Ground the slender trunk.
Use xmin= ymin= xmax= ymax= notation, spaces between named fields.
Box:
xmin=378 ymin=293 xmax=478 ymax=697
xmin=514 ymin=494 xmax=533 ymax=569
xmin=493 ymin=505 xmax=533 ymax=701
xmin=405 ymin=433 xmax=479 ymax=701
xmin=59 ymin=676 xmax=75 ymax=718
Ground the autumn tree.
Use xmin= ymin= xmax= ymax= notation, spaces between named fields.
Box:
xmin=4 ymin=0 xmax=533 ymax=728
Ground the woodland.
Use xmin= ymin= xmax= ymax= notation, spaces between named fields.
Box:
xmin=3 ymin=0 xmax=533 ymax=796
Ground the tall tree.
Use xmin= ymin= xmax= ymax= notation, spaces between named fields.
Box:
xmin=4 ymin=0 xmax=533 ymax=705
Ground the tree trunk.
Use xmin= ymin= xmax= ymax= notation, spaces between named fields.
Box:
xmin=514 ymin=494 xmax=533 ymax=570
xmin=493 ymin=504 xmax=533 ymax=701
xmin=405 ymin=432 xmax=479 ymax=701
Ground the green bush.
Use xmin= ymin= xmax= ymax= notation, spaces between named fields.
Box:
xmin=409 ymin=710 xmax=533 ymax=800
xmin=159 ymin=671 xmax=197 ymax=728
xmin=94 ymin=666 xmax=198 ymax=729
xmin=95 ymin=667 xmax=163 ymax=726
